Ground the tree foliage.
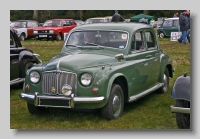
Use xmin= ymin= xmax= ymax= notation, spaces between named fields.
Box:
xmin=10 ymin=10 xmax=181 ymax=22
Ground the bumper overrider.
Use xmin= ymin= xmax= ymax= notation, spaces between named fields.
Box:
xmin=19 ymin=92 xmax=105 ymax=108
xmin=170 ymin=105 xmax=190 ymax=114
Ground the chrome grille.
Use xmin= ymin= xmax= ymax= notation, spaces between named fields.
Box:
xmin=42 ymin=71 xmax=77 ymax=95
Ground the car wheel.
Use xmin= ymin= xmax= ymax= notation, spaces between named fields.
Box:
xmin=160 ymin=67 xmax=169 ymax=93
xmin=159 ymin=32 xmax=165 ymax=38
xmin=101 ymin=84 xmax=124 ymax=120
xmin=175 ymin=100 xmax=190 ymax=129
xmin=27 ymin=102 xmax=49 ymax=114
xmin=56 ymin=33 xmax=62 ymax=41
xmin=20 ymin=33 xmax=25 ymax=41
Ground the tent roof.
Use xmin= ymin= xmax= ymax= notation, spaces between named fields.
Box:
xmin=130 ymin=14 xmax=155 ymax=20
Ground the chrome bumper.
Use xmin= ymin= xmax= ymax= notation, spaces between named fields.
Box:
xmin=170 ymin=105 xmax=190 ymax=114
xmin=19 ymin=92 xmax=105 ymax=108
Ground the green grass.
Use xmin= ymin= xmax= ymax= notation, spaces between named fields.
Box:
xmin=10 ymin=38 xmax=190 ymax=129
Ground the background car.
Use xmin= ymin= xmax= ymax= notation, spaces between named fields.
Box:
xmin=170 ymin=72 xmax=190 ymax=129
xmin=10 ymin=27 xmax=42 ymax=86
xmin=74 ymin=20 xmax=84 ymax=26
xmin=10 ymin=20 xmax=40 ymax=41
xmin=33 ymin=19 xmax=77 ymax=40
xmin=19 ymin=23 xmax=174 ymax=120
xmin=157 ymin=17 xmax=180 ymax=38
xmin=85 ymin=17 xmax=111 ymax=24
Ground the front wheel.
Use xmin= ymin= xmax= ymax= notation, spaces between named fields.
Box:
xmin=175 ymin=100 xmax=190 ymax=129
xmin=56 ymin=33 xmax=62 ymax=41
xmin=20 ymin=33 xmax=25 ymax=41
xmin=159 ymin=32 xmax=165 ymax=38
xmin=160 ymin=67 xmax=169 ymax=94
xmin=101 ymin=84 xmax=124 ymax=120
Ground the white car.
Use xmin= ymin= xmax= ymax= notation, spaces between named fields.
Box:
xmin=10 ymin=20 xmax=40 ymax=41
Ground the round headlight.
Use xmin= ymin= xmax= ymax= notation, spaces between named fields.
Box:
xmin=81 ymin=73 xmax=92 ymax=86
xmin=30 ymin=71 xmax=40 ymax=83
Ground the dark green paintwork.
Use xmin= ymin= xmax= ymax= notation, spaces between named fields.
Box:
xmin=22 ymin=22 xmax=173 ymax=109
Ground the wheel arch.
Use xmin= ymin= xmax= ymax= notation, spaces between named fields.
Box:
xmin=106 ymin=73 xmax=128 ymax=103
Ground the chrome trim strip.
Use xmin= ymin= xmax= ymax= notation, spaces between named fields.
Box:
xmin=74 ymin=96 xmax=105 ymax=103
xmin=129 ymin=83 xmax=163 ymax=102
xmin=19 ymin=93 xmax=35 ymax=100
xmin=170 ymin=105 xmax=190 ymax=114
xmin=10 ymin=78 xmax=24 ymax=85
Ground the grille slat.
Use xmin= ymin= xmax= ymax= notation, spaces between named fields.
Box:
xmin=42 ymin=71 xmax=77 ymax=95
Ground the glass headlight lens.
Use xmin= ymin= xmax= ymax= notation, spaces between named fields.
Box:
xmin=81 ymin=73 xmax=92 ymax=86
xmin=30 ymin=71 xmax=40 ymax=83
xmin=49 ymin=30 xmax=54 ymax=33
xmin=34 ymin=31 xmax=38 ymax=34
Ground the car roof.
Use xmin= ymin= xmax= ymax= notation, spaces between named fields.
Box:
xmin=164 ymin=17 xmax=179 ymax=20
xmin=12 ymin=20 xmax=38 ymax=22
xmin=87 ymin=17 xmax=109 ymax=20
xmin=50 ymin=19 xmax=74 ymax=20
xmin=71 ymin=22 xmax=151 ymax=33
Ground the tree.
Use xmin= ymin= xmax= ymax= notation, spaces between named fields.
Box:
xmin=33 ymin=10 xmax=38 ymax=20
xmin=143 ymin=10 xmax=149 ymax=15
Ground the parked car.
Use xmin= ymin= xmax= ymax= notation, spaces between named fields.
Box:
xmin=10 ymin=27 xmax=42 ymax=86
xmin=10 ymin=20 xmax=40 ymax=41
xmin=33 ymin=19 xmax=77 ymax=40
xmin=19 ymin=22 xmax=174 ymax=120
xmin=157 ymin=17 xmax=179 ymax=38
xmin=85 ymin=17 xmax=111 ymax=24
xmin=74 ymin=20 xmax=84 ymax=26
xmin=170 ymin=72 xmax=190 ymax=129
xmin=151 ymin=21 xmax=163 ymax=29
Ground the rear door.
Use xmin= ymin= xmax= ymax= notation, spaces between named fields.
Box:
xmin=127 ymin=29 xmax=153 ymax=96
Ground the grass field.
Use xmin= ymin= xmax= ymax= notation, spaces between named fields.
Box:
xmin=10 ymin=38 xmax=190 ymax=129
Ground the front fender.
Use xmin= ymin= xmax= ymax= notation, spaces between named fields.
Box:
xmin=19 ymin=50 xmax=41 ymax=78
xmin=171 ymin=74 xmax=190 ymax=101
xmin=106 ymin=73 xmax=125 ymax=98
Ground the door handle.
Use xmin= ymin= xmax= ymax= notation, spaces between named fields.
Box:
xmin=146 ymin=55 xmax=152 ymax=58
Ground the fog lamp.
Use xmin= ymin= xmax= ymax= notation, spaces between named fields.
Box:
xmin=61 ymin=84 xmax=72 ymax=96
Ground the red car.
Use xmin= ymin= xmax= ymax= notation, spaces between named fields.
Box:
xmin=33 ymin=19 xmax=77 ymax=40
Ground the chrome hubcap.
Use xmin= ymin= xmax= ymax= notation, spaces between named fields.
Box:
xmin=163 ymin=74 xmax=167 ymax=91
xmin=112 ymin=94 xmax=120 ymax=116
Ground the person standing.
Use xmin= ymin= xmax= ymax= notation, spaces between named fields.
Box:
xmin=150 ymin=18 xmax=155 ymax=25
xmin=178 ymin=10 xmax=189 ymax=44
xmin=186 ymin=10 xmax=190 ymax=43
xmin=111 ymin=10 xmax=125 ymax=22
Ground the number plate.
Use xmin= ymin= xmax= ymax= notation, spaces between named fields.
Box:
xmin=39 ymin=98 xmax=71 ymax=108
xmin=39 ymin=35 xmax=47 ymax=37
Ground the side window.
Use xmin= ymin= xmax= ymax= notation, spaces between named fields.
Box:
xmin=145 ymin=31 xmax=156 ymax=49
xmin=131 ymin=31 xmax=145 ymax=51
xmin=173 ymin=20 xmax=179 ymax=26
xmin=32 ymin=22 xmax=39 ymax=27
xmin=70 ymin=20 xmax=75 ymax=25
xmin=163 ymin=20 xmax=173 ymax=26
xmin=27 ymin=22 xmax=32 ymax=28
xmin=10 ymin=31 xmax=15 ymax=46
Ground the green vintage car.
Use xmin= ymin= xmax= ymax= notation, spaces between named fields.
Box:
xmin=20 ymin=22 xmax=174 ymax=120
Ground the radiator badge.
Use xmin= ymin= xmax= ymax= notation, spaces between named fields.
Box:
xmin=51 ymin=87 xmax=56 ymax=93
